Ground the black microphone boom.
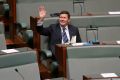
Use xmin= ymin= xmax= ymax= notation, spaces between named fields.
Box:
xmin=14 ymin=68 xmax=24 ymax=80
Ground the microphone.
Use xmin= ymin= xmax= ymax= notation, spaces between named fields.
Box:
xmin=50 ymin=13 xmax=59 ymax=17
xmin=14 ymin=68 xmax=24 ymax=80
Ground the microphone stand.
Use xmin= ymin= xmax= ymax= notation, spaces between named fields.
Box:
xmin=14 ymin=68 xmax=24 ymax=80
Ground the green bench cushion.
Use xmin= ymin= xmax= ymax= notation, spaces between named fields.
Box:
xmin=0 ymin=49 xmax=36 ymax=68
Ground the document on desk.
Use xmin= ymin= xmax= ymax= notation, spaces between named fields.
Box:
xmin=71 ymin=43 xmax=85 ymax=46
xmin=101 ymin=73 xmax=118 ymax=78
xmin=116 ymin=40 xmax=120 ymax=44
xmin=70 ymin=36 xmax=76 ymax=44
xmin=71 ymin=42 xmax=92 ymax=46
xmin=1 ymin=49 xmax=19 ymax=53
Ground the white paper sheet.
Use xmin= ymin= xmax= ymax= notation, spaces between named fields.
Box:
xmin=116 ymin=40 xmax=120 ymax=44
xmin=71 ymin=43 xmax=85 ymax=46
xmin=101 ymin=73 xmax=118 ymax=78
xmin=1 ymin=49 xmax=19 ymax=53
xmin=70 ymin=36 xmax=76 ymax=44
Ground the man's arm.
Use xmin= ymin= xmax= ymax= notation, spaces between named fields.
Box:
xmin=36 ymin=5 xmax=47 ymax=34
xmin=37 ymin=5 xmax=46 ymax=27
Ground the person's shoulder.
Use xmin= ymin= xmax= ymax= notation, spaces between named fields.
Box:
xmin=69 ymin=24 xmax=78 ymax=28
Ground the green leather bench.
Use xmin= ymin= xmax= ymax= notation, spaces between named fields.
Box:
xmin=43 ymin=15 xmax=120 ymax=28
xmin=0 ymin=47 xmax=37 ymax=68
xmin=0 ymin=22 xmax=6 ymax=50
xmin=15 ymin=22 xmax=33 ymax=48
xmin=0 ymin=47 xmax=41 ymax=80
xmin=0 ymin=22 xmax=4 ymax=34
xmin=0 ymin=1 xmax=9 ymax=18
xmin=0 ymin=34 xmax=6 ymax=50
xmin=66 ymin=45 xmax=120 ymax=80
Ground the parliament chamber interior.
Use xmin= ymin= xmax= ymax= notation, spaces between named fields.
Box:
xmin=0 ymin=0 xmax=120 ymax=80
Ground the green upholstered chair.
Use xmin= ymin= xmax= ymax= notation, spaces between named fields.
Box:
xmin=15 ymin=22 xmax=33 ymax=48
xmin=0 ymin=22 xmax=5 ymax=34
xmin=0 ymin=47 xmax=41 ymax=80
xmin=0 ymin=22 xmax=6 ymax=50
xmin=73 ymin=0 xmax=85 ymax=15
xmin=66 ymin=45 xmax=120 ymax=80
xmin=40 ymin=35 xmax=59 ymax=78
xmin=3 ymin=3 xmax=9 ymax=18
xmin=0 ymin=34 xmax=6 ymax=50
xmin=30 ymin=16 xmax=59 ymax=78
xmin=0 ymin=1 xmax=9 ymax=18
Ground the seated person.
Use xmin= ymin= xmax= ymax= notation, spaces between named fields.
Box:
xmin=36 ymin=6 xmax=82 ymax=58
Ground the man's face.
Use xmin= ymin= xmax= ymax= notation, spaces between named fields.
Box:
xmin=59 ymin=14 xmax=70 ymax=27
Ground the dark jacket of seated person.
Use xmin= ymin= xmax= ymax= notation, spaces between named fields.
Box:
xmin=36 ymin=6 xmax=82 ymax=55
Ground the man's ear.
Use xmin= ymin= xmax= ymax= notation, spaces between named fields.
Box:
xmin=68 ymin=19 xmax=71 ymax=24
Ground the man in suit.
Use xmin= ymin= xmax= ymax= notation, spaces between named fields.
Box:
xmin=37 ymin=6 xmax=82 ymax=55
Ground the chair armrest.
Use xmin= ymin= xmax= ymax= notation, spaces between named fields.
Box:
xmin=3 ymin=3 xmax=10 ymax=18
xmin=50 ymin=61 xmax=59 ymax=74
xmin=15 ymin=22 xmax=28 ymax=37
xmin=22 ymin=30 xmax=33 ymax=42
xmin=40 ymin=49 xmax=53 ymax=71
xmin=40 ymin=50 xmax=59 ymax=77
xmin=22 ymin=30 xmax=33 ymax=48
xmin=16 ymin=22 xmax=28 ymax=30
xmin=40 ymin=49 xmax=53 ymax=60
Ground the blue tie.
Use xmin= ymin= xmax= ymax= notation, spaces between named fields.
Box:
xmin=62 ymin=28 xmax=68 ymax=43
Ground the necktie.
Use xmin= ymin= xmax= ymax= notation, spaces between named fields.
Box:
xmin=62 ymin=28 xmax=68 ymax=43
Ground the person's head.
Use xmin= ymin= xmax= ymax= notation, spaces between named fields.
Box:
xmin=58 ymin=10 xmax=70 ymax=27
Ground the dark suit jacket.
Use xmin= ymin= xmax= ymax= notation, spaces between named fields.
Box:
xmin=36 ymin=23 xmax=82 ymax=54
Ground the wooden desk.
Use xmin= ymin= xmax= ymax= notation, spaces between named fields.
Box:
xmin=55 ymin=44 xmax=67 ymax=77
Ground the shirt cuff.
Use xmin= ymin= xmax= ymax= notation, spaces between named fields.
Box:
xmin=37 ymin=20 xmax=43 ymax=26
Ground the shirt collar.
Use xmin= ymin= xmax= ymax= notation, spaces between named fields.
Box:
xmin=60 ymin=25 xmax=68 ymax=32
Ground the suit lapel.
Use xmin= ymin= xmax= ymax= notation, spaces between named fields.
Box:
xmin=68 ymin=25 xmax=73 ymax=40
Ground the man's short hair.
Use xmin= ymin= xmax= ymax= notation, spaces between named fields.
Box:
xmin=59 ymin=10 xmax=70 ymax=19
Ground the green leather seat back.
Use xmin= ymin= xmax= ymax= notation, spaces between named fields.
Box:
xmin=0 ymin=22 xmax=6 ymax=50
xmin=0 ymin=2 xmax=9 ymax=17
xmin=43 ymin=15 xmax=120 ymax=28
xmin=67 ymin=45 xmax=120 ymax=58
xmin=66 ymin=45 xmax=120 ymax=80
xmin=0 ymin=47 xmax=36 ymax=68
xmin=0 ymin=22 xmax=4 ymax=34
xmin=0 ymin=34 xmax=6 ymax=50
